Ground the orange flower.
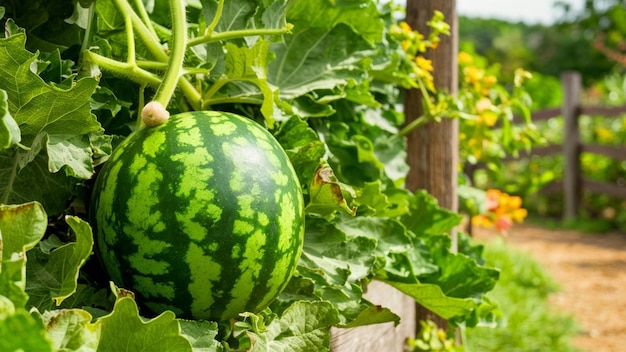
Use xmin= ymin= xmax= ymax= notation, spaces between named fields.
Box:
xmin=474 ymin=189 xmax=528 ymax=234
xmin=495 ymin=214 xmax=513 ymax=232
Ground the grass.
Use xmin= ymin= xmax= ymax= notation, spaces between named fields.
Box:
xmin=464 ymin=238 xmax=582 ymax=352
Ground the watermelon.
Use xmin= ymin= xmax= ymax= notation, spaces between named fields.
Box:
xmin=89 ymin=111 xmax=305 ymax=321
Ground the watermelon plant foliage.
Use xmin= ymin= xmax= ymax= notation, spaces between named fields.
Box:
xmin=0 ymin=0 xmax=499 ymax=350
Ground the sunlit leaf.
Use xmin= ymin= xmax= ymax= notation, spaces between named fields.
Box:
xmin=97 ymin=297 xmax=192 ymax=352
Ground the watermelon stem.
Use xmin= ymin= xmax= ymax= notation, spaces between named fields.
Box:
xmin=152 ymin=0 xmax=188 ymax=111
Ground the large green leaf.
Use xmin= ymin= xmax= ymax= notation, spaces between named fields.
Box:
xmin=269 ymin=24 xmax=373 ymax=99
xmin=0 ymin=202 xmax=47 ymax=308
xmin=381 ymin=280 xmax=476 ymax=321
xmin=402 ymin=190 xmax=464 ymax=237
xmin=38 ymin=309 xmax=98 ymax=352
xmin=199 ymin=0 xmax=288 ymax=32
xmin=0 ymin=151 xmax=77 ymax=215
xmin=96 ymin=297 xmax=193 ymax=352
xmin=26 ymin=216 xmax=94 ymax=311
xmin=421 ymin=234 xmax=500 ymax=299
xmin=267 ymin=0 xmax=385 ymax=99
xmin=208 ymin=39 xmax=276 ymax=124
xmin=179 ymin=320 xmax=223 ymax=352
xmin=0 ymin=297 xmax=53 ymax=352
xmin=0 ymin=33 xmax=101 ymax=214
xmin=246 ymin=301 xmax=340 ymax=352
xmin=286 ymin=0 xmax=384 ymax=45
xmin=0 ymin=34 xmax=100 ymax=142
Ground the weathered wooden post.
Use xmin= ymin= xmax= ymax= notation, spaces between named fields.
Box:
xmin=561 ymin=71 xmax=581 ymax=220
xmin=405 ymin=0 xmax=458 ymax=222
xmin=404 ymin=0 xmax=459 ymax=324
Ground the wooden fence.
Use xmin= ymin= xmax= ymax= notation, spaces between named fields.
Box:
xmin=471 ymin=71 xmax=626 ymax=220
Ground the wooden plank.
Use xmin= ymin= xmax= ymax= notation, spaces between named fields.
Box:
xmin=530 ymin=107 xmax=562 ymax=121
xmin=537 ymin=181 xmax=562 ymax=195
xmin=581 ymin=143 xmax=626 ymax=161
xmin=330 ymin=281 xmax=416 ymax=352
xmin=501 ymin=144 xmax=561 ymax=161
xmin=582 ymin=179 xmax=626 ymax=199
xmin=561 ymin=71 xmax=582 ymax=220
xmin=579 ymin=105 xmax=626 ymax=118
xmin=494 ymin=108 xmax=560 ymax=128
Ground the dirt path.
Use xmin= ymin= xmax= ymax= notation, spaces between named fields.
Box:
xmin=474 ymin=223 xmax=626 ymax=352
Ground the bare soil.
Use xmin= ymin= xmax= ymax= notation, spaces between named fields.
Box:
xmin=474 ymin=223 xmax=626 ymax=352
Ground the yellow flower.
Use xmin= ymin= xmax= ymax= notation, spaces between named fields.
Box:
xmin=472 ymin=214 xmax=493 ymax=227
xmin=458 ymin=51 xmax=473 ymax=65
xmin=463 ymin=66 xmax=484 ymax=88
xmin=477 ymin=110 xmax=498 ymax=127
xmin=402 ymin=40 xmax=412 ymax=52
xmin=483 ymin=75 xmax=497 ymax=88
xmin=399 ymin=21 xmax=412 ymax=33
xmin=511 ymin=208 xmax=528 ymax=222
xmin=415 ymin=56 xmax=433 ymax=72
xmin=508 ymin=196 xmax=522 ymax=210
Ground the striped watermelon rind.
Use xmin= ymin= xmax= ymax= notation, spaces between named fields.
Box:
xmin=89 ymin=111 xmax=305 ymax=321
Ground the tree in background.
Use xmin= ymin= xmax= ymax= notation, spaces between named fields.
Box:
xmin=459 ymin=0 xmax=626 ymax=91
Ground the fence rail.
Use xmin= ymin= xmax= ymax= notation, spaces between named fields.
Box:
xmin=479 ymin=71 xmax=626 ymax=220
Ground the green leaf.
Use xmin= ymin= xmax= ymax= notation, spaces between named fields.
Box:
xmin=269 ymin=24 xmax=373 ymax=99
xmin=0 ymin=202 xmax=48 ymax=307
xmin=0 ymin=33 xmax=100 ymax=141
xmin=0 ymin=89 xmax=21 ymax=150
xmin=0 ymin=151 xmax=77 ymax=215
xmin=274 ymin=116 xmax=326 ymax=193
xmin=0 ymin=201 xmax=47 ymax=255
xmin=301 ymin=217 xmax=376 ymax=284
xmin=335 ymin=304 xmax=400 ymax=329
xmin=209 ymin=39 xmax=276 ymax=125
xmin=286 ymin=0 xmax=384 ymax=45
xmin=421 ymin=235 xmax=499 ymax=299
xmin=353 ymin=181 xmax=410 ymax=217
xmin=200 ymin=0 xmax=288 ymax=33
xmin=0 ymin=297 xmax=53 ymax=352
xmin=401 ymin=190 xmax=463 ymax=236
xmin=38 ymin=308 xmax=98 ymax=352
xmin=0 ymin=32 xmax=100 ymax=214
xmin=46 ymin=134 xmax=94 ymax=179
xmin=381 ymin=279 xmax=475 ymax=321
xmin=25 ymin=216 xmax=94 ymax=310
xmin=97 ymin=297 xmax=193 ymax=352
xmin=247 ymin=301 xmax=340 ymax=352
xmin=179 ymin=320 xmax=223 ymax=352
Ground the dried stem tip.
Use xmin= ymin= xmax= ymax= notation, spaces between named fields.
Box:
xmin=141 ymin=101 xmax=170 ymax=127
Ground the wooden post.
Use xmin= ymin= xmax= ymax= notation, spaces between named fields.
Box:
xmin=561 ymin=71 xmax=581 ymax=220
xmin=405 ymin=0 xmax=458 ymax=218
xmin=404 ymin=0 xmax=459 ymax=331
